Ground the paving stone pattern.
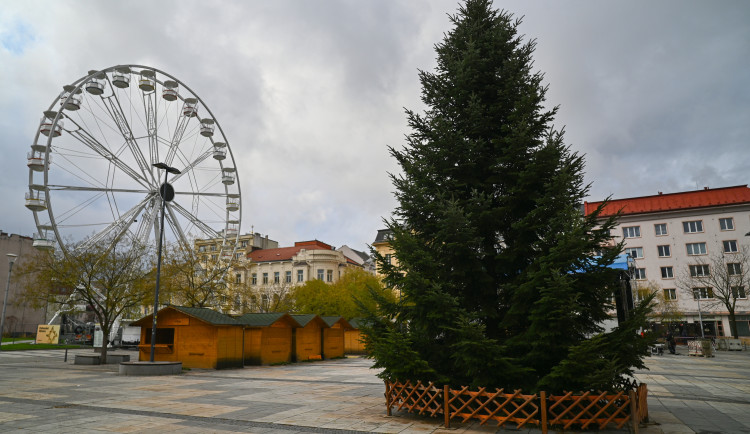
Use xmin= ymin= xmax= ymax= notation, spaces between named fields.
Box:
xmin=1 ymin=348 xmax=750 ymax=433
xmin=636 ymin=348 xmax=750 ymax=434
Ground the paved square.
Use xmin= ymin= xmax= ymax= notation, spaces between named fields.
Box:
xmin=1 ymin=347 xmax=749 ymax=433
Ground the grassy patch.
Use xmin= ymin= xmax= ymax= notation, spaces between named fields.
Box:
xmin=0 ymin=343 xmax=82 ymax=351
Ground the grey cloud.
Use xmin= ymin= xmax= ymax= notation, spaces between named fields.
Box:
xmin=2 ymin=0 xmax=749 ymax=249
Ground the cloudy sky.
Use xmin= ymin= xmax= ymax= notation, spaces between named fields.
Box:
xmin=1 ymin=1 xmax=749 ymax=251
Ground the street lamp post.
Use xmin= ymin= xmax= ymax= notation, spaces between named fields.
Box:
xmin=0 ymin=253 xmax=18 ymax=348
xmin=150 ymin=162 xmax=180 ymax=362
xmin=694 ymin=288 xmax=705 ymax=339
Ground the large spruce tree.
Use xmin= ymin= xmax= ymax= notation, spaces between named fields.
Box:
xmin=364 ymin=0 xmax=652 ymax=393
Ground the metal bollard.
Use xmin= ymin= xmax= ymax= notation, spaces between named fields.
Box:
xmin=64 ymin=348 xmax=68 ymax=362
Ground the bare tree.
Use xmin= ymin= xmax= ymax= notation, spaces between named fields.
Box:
xmin=637 ymin=280 xmax=684 ymax=330
xmin=161 ymin=241 xmax=232 ymax=309
xmin=678 ymin=248 xmax=750 ymax=338
xmin=249 ymin=283 xmax=295 ymax=313
xmin=16 ymin=237 xmax=151 ymax=362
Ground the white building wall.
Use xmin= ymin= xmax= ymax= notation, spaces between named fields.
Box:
xmin=245 ymin=248 xmax=355 ymax=289
xmin=614 ymin=203 xmax=750 ymax=336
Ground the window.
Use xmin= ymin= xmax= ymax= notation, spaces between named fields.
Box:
xmin=633 ymin=268 xmax=646 ymax=280
xmin=663 ymin=288 xmax=677 ymax=300
xmin=723 ymin=240 xmax=738 ymax=253
xmin=720 ymin=217 xmax=734 ymax=231
xmin=285 ymin=271 xmax=292 ymax=283
xmin=262 ymin=272 xmax=268 ymax=284
xmin=622 ymin=226 xmax=641 ymax=238
xmin=211 ymin=254 xmax=218 ymax=261
xmin=317 ymin=269 xmax=324 ymax=280
xmin=202 ymin=255 xmax=207 ymax=262
xmin=198 ymin=245 xmax=206 ymax=252
xmin=686 ymin=242 xmax=707 ymax=255
xmin=274 ymin=271 xmax=280 ymax=284
xmin=657 ymin=245 xmax=671 ymax=257
xmin=327 ymin=270 xmax=333 ymax=282
xmin=235 ymin=253 xmax=243 ymax=260
xmin=235 ymin=273 xmax=242 ymax=284
xmin=727 ymin=263 xmax=742 ymax=276
xmin=625 ymin=247 xmax=643 ymax=259
xmin=693 ymin=287 xmax=713 ymax=299
xmin=732 ymin=286 xmax=747 ymax=299
xmin=241 ymin=240 xmax=248 ymax=247
xmin=297 ymin=269 xmax=304 ymax=282
xmin=143 ymin=328 xmax=175 ymax=345
xmin=210 ymin=245 xmax=216 ymax=251
xmin=251 ymin=273 xmax=257 ymax=285
xmin=385 ymin=253 xmax=392 ymax=265
xmin=690 ymin=264 xmax=710 ymax=277
xmin=683 ymin=220 xmax=703 ymax=233
xmin=661 ymin=266 xmax=674 ymax=279
xmin=654 ymin=223 xmax=668 ymax=236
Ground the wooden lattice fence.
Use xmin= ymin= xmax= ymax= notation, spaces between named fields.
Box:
xmin=385 ymin=380 xmax=648 ymax=433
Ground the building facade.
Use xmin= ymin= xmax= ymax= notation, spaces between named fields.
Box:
xmin=246 ymin=240 xmax=359 ymax=287
xmin=337 ymin=245 xmax=374 ymax=274
xmin=0 ymin=231 xmax=48 ymax=335
xmin=585 ymin=185 xmax=750 ymax=337
xmin=372 ymin=229 xmax=397 ymax=277
xmin=240 ymin=240 xmax=361 ymax=311
xmin=195 ymin=232 xmax=279 ymax=265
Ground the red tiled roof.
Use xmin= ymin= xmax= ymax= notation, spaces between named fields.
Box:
xmin=247 ymin=240 xmax=333 ymax=262
xmin=294 ymin=240 xmax=333 ymax=250
xmin=585 ymin=185 xmax=750 ymax=217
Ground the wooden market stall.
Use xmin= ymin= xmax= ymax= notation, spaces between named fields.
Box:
xmin=234 ymin=313 xmax=301 ymax=365
xmin=290 ymin=314 xmax=329 ymax=362
xmin=321 ymin=316 xmax=353 ymax=359
xmin=132 ymin=306 xmax=243 ymax=369
xmin=344 ymin=318 xmax=368 ymax=354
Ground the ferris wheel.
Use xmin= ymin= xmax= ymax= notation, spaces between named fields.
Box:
xmin=25 ymin=65 xmax=241 ymax=262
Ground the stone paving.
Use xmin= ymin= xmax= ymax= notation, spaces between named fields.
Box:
xmin=636 ymin=347 xmax=750 ymax=434
xmin=0 ymin=347 xmax=749 ymax=433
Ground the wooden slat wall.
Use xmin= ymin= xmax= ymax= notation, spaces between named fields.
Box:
xmin=344 ymin=330 xmax=367 ymax=354
xmin=323 ymin=326 xmax=344 ymax=359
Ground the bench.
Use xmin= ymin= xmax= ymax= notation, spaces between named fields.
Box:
xmin=75 ymin=354 xmax=101 ymax=365
xmin=106 ymin=353 xmax=131 ymax=363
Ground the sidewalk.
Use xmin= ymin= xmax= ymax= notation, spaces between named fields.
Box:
xmin=0 ymin=348 xmax=748 ymax=433
xmin=634 ymin=347 xmax=750 ymax=433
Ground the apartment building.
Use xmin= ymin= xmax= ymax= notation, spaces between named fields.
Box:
xmin=245 ymin=240 xmax=360 ymax=290
xmin=195 ymin=232 xmax=278 ymax=265
xmin=337 ymin=245 xmax=375 ymax=274
xmin=0 ymin=231 xmax=48 ymax=335
xmin=372 ymin=229 xmax=397 ymax=277
xmin=585 ymin=185 xmax=750 ymax=337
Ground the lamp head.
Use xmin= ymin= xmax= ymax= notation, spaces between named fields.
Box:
xmin=153 ymin=162 xmax=181 ymax=175
xmin=7 ymin=253 xmax=17 ymax=265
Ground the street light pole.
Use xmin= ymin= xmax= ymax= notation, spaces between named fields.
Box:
xmin=150 ymin=162 xmax=180 ymax=362
xmin=694 ymin=288 xmax=705 ymax=339
xmin=0 ymin=253 xmax=18 ymax=348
